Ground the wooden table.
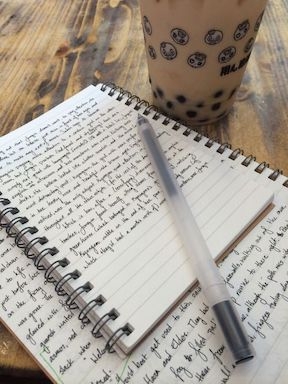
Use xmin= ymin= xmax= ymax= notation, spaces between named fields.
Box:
xmin=0 ymin=0 xmax=287 ymax=381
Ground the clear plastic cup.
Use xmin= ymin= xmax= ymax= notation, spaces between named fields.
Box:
xmin=140 ymin=0 xmax=267 ymax=125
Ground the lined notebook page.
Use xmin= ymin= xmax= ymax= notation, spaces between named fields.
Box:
xmin=0 ymin=84 xmax=273 ymax=354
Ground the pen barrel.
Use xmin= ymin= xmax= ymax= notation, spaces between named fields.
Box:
xmin=169 ymin=196 xmax=254 ymax=364
xmin=177 ymin=200 xmax=254 ymax=363
xmin=174 ymin=208 xmax=229 ymax=302
xmin=138 ymin=117 xmax=254 ymax=363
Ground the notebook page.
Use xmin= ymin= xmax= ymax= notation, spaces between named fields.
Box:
xmin=79 ymin=191 xmax=288 ymax=384
xmin=1 ymin=179 xmax=287 ymax=384
xmin=0 ymin=84 xmax=273 ymax=354
xmin=0 ymin=87 xmax=124 ymax=383
xmin=0 ymin=84 xmax=286 ymax=384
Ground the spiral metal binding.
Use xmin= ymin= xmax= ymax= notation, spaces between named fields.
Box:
xmin=6 ymin=216 xmax=28 ymax=237
xmin=34 ymin=247 xmax=59 ymax=270
xmin=103 ymin=83 xmax=118 ymax=96
xmin=255 ymin=161 xmax=269 ymax=174
xmin=0 ymin=198 xmax=83 ymax=306
xmin=241 ymin=155 xmax=256 ymax=167
xmin=105 ymin=324 xmax=133 ymax=353
xmin=172 ymin=122 xmax=181 ymax=131
xmin=162 ymin=116 xmax=171 ymax=126
xmin=15 ymin=226 xmax=38 ymax=248
xmin=269 ymin=169 xmax=282 ymax=181
xmin=134 ymin=99 xmax=149 ymax=111
xmin=205 ymin=137 xmax=216 ymax=148
xmin=0 ymin=199 xmax=87 ymax=321
xmin=78 ymin=295 xmax=106 ymax=324
xmin=54 ymin=270 xmax=81 ymax=295
xmin=0 ymin=197 xmax=10 ymax=206
xmin=0 ymin=207 xmax=19 ymax=226
xmin=24 ymin=236 xmax=48 ymax=258
xmin=91 ymin=309 xmax=119 ymax=338
xmin=283 ymin=179 xmax=288 ymax=188
xmin=100 ymin=83 xmax=110 ymax=92
xmin=0 ymin=184 xmax=112 ymax=336
xmin=54 ymin=270 xmax=81 ymax=297
xmin=66 ymin=282 xmax=92 ymax=309
xmin=44 ymin=258 xmax=69 ymax=283
xmin=193 ymin=132 xmax=202 ymax=142
xmin=116 ymin=88 xmax=132 ymax=102
xmin=103 ymin=82 xmax=286 ymax=181
xmin=143 ymin=104 xmax=158 ymax=118
xmin=125 ymin=94 xmax=140 ymax=106
xmin=229 ymin=148 xmax=244 ymax=160
xmin=217 ymin=143 xmax=231 ymax=154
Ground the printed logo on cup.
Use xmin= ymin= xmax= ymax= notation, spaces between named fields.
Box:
xmin=205 ymin=30 xmax=223 ymax=45
xmin=170 ymin=28 xmax=189 ymax=45
xmin=160 ymin=42 xmax=177 ymax=60
xmin=218 ymin=47 xmax=237 ymax=64
xmin=187 ymin=53 xmax=207 ymax=68
xmin=234 ymin=20 xmax=250 ymax=41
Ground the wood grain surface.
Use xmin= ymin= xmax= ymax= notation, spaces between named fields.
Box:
xmin=0 ymin=0 xmax=287 ymax=380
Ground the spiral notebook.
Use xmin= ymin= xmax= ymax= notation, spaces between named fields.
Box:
xmin=0 ymin=83 xmax=274 ymax=357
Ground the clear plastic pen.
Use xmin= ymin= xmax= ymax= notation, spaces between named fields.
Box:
xmin=137 ymin=114 xmax=254 ymax=364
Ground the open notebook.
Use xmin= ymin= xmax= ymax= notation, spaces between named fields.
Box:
xmin=0 ymin=83 xmax=273 ymax=358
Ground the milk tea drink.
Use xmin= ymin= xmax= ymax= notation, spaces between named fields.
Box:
xmin=139 ymin=0 xmax=267 ymax=125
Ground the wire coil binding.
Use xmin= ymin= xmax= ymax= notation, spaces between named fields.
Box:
xmin=78 ymin=295 xmax=106 ymax=324
xmin=100 ymin=81 xmax=287 ymax=185
xmin=54 ymin=270 xmax=81 ymax=295
xmin=24 ymin=236 xmax=49 ymax=258
xmin=66 ymin=282 xmax=92 ymax=310
xmin=105 ymin=324 xmax=133 ymax=353
xmin=6 ymin=216 xmax=29 ymax=237
xmin=34 ymin=247 xmax=59 ymax=270
xmin=15 ymin=226 xmax=38 ymax=248
xmin=44 ymin=258 xmax=69 ymax=283
xmin=91 ymin=309 xmax=119 ymax=338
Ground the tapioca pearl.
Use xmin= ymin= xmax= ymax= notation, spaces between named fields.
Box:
xmin=186 ymin=110 xmax=197 ymax=118
xmin=156 ymin=87 xmax=164 ymax=98
xmin=196 ymin=102 xmax=204 ymax=108
xmin=213 ymin=90 xmax=224 ymax=98
xmin=166 ymin=101 xmax=173 ymax=109
xmin=211 ymin=103 xmax=221 ymax=111
xmin=176 ymin=95 xmax=187 ymax=103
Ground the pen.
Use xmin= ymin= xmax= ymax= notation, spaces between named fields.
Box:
xmin=137 ymin=114 xmax=254 ymax=364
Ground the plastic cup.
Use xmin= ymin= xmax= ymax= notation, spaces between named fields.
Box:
xmin=139 ymin=0 xmax=268 ymax=125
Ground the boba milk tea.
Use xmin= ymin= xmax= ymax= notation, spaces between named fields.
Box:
xmin=139 ymin=0 xmax=267 ymax=124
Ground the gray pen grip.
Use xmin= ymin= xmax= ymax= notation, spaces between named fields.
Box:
xmin=212 ymin=300 xmax=254 ymax=364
